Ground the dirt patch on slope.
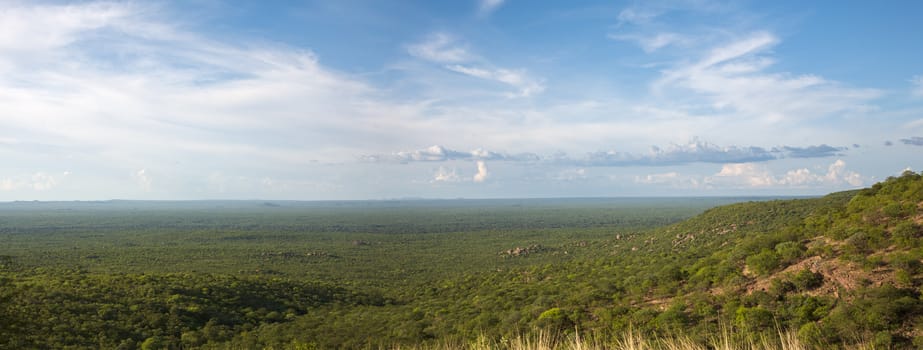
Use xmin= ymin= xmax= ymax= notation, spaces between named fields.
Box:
xmin=745 ymin=254 xmax=893 ymax=299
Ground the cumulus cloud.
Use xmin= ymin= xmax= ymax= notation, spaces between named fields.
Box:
xmin=135 ymin=169 xmax=152 ymax=191
xmin=706 ymin=160 xmax=863 ymax=188
xmin=0 ymin=171 xmax=65 ymax=191
xmin=473 ymin=161 xmax=489 ymax=182
xmin=30 ymin=172 xmax=58 ymax=191
xmin=900 ymin=136 xmax=923 ymax=146
xmin=634 ymin=171 xmax=703 ymax=189
xmin=432 ymin=166 xmax=461 ymax=183
xmin=710 ymin=163 xmax=776 ymax=187
xmin=428 ymin=162 xmax=489 ymax=183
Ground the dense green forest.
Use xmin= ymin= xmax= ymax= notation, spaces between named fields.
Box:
xmin=1 ymin=173 xmax=922 ymax=349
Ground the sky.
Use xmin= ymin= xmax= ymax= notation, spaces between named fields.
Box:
xmin=0 ymin=0 xmax=921 ymax=200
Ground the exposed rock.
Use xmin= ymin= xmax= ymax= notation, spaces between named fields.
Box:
xmin=500 ymin=244 xmax=547 ymax=257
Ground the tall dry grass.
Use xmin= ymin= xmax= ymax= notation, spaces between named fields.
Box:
xmin=394 ymin=328 xmax=881 ymax=350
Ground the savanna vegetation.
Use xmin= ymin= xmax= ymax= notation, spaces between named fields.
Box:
xmin=1 ymin=172 xmax=922 ymax=349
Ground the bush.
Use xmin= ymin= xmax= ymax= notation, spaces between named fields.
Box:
xmin=746 ymin=249 xmax=780 ymax=276
xmin=735 ymin=306 xmax=774 ymax=331
xmin=536 ymin=307 xmax=571 ymax=331
xmin=775 ymin=241 xmax=805 ymax=265
xmin=797 ymin=322 xmax=822 ymax=346
xmin=791 ymin=269 xmax=823 ymax=291
xmin=892 ymin=222 xmax=921 ymax=248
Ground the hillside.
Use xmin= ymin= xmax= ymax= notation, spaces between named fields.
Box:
xmin=217 ymin=171 xmax=923 ymax=349
xmin=0 ymin=172 xmax=921 ymax=349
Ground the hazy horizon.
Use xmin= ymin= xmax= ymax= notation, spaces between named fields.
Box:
xmin=1 ymin=1 xmax=921 ymax=201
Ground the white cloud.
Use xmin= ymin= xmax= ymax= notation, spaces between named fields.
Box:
xmin=406 ymin=32 xmax=544 ymax=98
xmin=711 ymin=163 xmax=776 ymax=187
xmin=0 ymin=1 xmax=901 ymax=200
xmin=824 ymin=159 xmax=863 ymax=186
xmin=473 ymin=161 xmax=489 ymax=182
xmin=478 ymin=0 xmax=505 ymax=16
xmin=135 ymin=169 xmax=152 ymax=192
xmin=555 ymin=168 xmax=588 ymax=181
xmin=706 ymin=160 xmax=864 ymax=189
xmin=30 ymin=172 xmax=58 ymax=191
xmin=912 ymin=75 xmax=923 ymax=97
xmin=0 ymin=2 xmax=129 ymax=55
xmin=367 ymin=145 xmax=539 ymax=163
xmin=616 ymin=7 xmax=663 ymax=26
xmin=609 ymin=32 xmax=687 ymax=52
xmin=407 ymin=33 xmax=471 ymax=63
xmin=0 ymin=1 xmax=437 ymax=200
xmin=433 ymin=166 xmax=461 ymax=183
xmin=655 ymin=32 xmax=882 ymax=123
xmin=636 ymin=171 xmax=679 ymax=184
xmin=0 ymin=178 xmax=14 ymax=191
xmin=445 ymin=64 xmax=545 ymax=97
xmin=633 ymin=171 xmax=703 ymax=189
xmin=0 ymin=171 xmax=64 ymax=191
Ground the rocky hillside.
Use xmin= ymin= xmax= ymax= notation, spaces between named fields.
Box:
xmin=656 ymin=171 xmax=923 ymax=347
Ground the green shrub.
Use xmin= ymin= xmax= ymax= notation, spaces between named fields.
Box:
xmin=873 ymin=331 xmax=892 ymax=348
xmin=735 ymin=306 xmax=774 ymax=331
xmin=775 ymin=241 xmax=805 ymax=265
xmin=892 ymin=222 xmax=921 ymax=248
xmin=791 ymin=269 xmax=823 ymax=291
xmin=536 ymin=307 xmax=571 ymax=331
xmin=746 ymin=249 xmax=780 ymax=276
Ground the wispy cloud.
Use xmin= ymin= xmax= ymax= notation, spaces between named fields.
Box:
xmin=406 ymin=33 xmax=472 ymax=63
xmin=654 ymin=31 xmax=881 ymax=123
xmin=445 ymin=64 xmax=545 ymax=97
xmin=407 ymin=33 xmax=544 ymax=97
xmin=478 ymin=0 xmax=505 ymax=17
xmin=0 ymin=1 xmax=433 ymax=197
xmin=913 ymin=75 xmax=923 ymax=97
xmin=615 ymin=6 xmax=664 ymax=26
xmin=608 ymin=32 xmax=688 ymax=52
xmin=0 ymin=2 xmax=131 ymax=55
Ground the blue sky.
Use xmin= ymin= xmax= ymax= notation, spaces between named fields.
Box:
xmin=1 ymin=0 xmax=921 ymax=200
